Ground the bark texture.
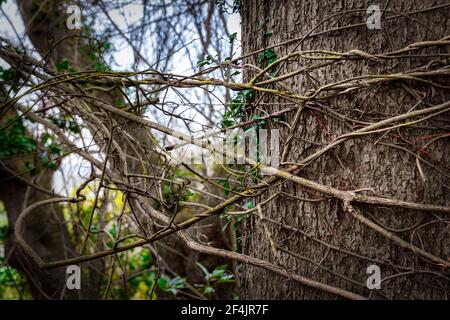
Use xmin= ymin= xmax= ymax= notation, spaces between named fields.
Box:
xmin=240 ymin=0 xmax=450 ymax=299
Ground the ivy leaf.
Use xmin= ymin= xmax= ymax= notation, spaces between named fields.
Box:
xmin=243 ymin=89 xmax=254 ymax=100
xmin=203 ymin=286 xmax=215 ymax=295
xmin=221 ymin=118 xmax=235 ymax=129
xmin=0 ymin=66 xmax=15 ymax=81
xmin=68 ymin=121 xmax=81 ymax=134
xmin=157 ymin=275 xmax=169 ymax=289
xmin=196 ymin=262 xmax=211 ymax=280
xmin=218 ymin=179 xmax=231 ymax=196
xmin=94 ymin=62 xmax=109 ymax=71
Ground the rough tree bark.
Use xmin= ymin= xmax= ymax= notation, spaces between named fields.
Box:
xmin=2 ymin=0 xmax=231 ymax=299
xmin=240 ymin=0 xmax=450 ymax=299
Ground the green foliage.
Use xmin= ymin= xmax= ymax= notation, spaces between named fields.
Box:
xmin=56 ymin=59 xmax=75 ymax=73
xmin=257 ymin=49 xmax=278 ymax=68
xmin=94 ymin=62 xmax=110 ymax=71
xmin=88 ymin=41 xmax=112 ymax=71
xmin=231 ymin=70 xmax=241 ymax=77
xmin=0 ymin=226 xmax=7 ymax=242
xmin=217 ymin=179 xmax=231 ymax=196
xmin=197 ymin=55 xmax=214 ymax=67
xmin=0 ymin=118 xmax=36 ymax=157
xmin=221 ymin=198 xmax=252 ymax=232
xmin=79 ymin=30 xmax=113 ymax=72
xmin=0 ymin=66 xmax=21 ymax=91
xmin=0 ymin=203 xmax=31 ymax=299
xmin=196 ymin=263 xmax=234 ymax=297
xmin=221 ymin=211 xmax=246 ymax=231
xmin=0 ymin=115 xmax=80 ymax=172
xmin=0 ymin=66 xmax=15 ymax=81
xmin=139 ymin=250 xmax=152 ymax=270
xmin=162 ymin=183 xmax=193 ymax=204
xmin=41 ymin=129 xmax=70 ymax=170
xmin=221 ymin=89 xmax=254 ymax=128
xmin=0 ymin=267 xmax=31 ymax=299
xmin=0 ymin=202 xmax=7 ymax=242
xmin=0 ymin=267 xmax=21 ymax=287
xmin=154 ymin=167 xmax=197 ymax=210
xmin=250 ymin=115 xmax=266 ymax=129
xmin=115 ymin=97 xmax=126 ymax=108
xmin=51 ymin=117 xmax=81 ymax=134
xmin=228 ymin=32 xmax=237 ymax=43
xmin=216 ymin=0 xmax=240 ymax=13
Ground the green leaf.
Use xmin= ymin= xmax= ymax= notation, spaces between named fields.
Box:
xmin=108 ymin=224 xmax=117 ymax=238
xmin=203 ymin=286 xmax=215 ymax=295
xmin=196 ymin=262 xmax=211 ymax=279
xmin=242 ymin=89 xmax=254 ymax=100
xmin=0 ymin=118 xmax=37 ymax=157
xmin=94 ymin=62 xmax=109 ymax=71
xmin=0 ymin=225 xmax=8 ymax=242
xmin=102 ymin=42 xmax=111 ymax=51
xmin=52 ymin=118 xmax=66 ymax=129
xmin=218 ymin=180 xmax=231 ymax=196
xmin=197 ymin=55 xmax=214 ymax=67
xmin=221 ymin=118 xmax=235 ymax=129
xmin=211 ymin=264 xmax=227 ymax=278
xmin=169 ymin=276 xmax=186 ymax=289
xmin=48 ymin=144 xmax=61 ymax=156
xmin=219 ymin=274 xmax=235 ymax=283
xmin=0 ymin=66 xmax=15 ymax=81
xmin=228 ymin=32 xmax=237 ymax=43
xmin=252 ymin=115 xmax=266 ymax=128
xmin=43 ymin=161 xmax=58 ymax=170
xmin=68 ymin=121 xmax=81 ymax=134
xmin=56 ymin=59 xmax=70 ymax=72
xmin=257 ymin=49 xmax=278 ymax=68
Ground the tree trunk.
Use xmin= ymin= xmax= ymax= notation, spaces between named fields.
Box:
xmin=240 ymin=0 xmax=450 ymax=299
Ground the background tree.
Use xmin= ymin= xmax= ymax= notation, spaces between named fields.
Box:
xmin=0 ymin=0 xmax=235 ymax=299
